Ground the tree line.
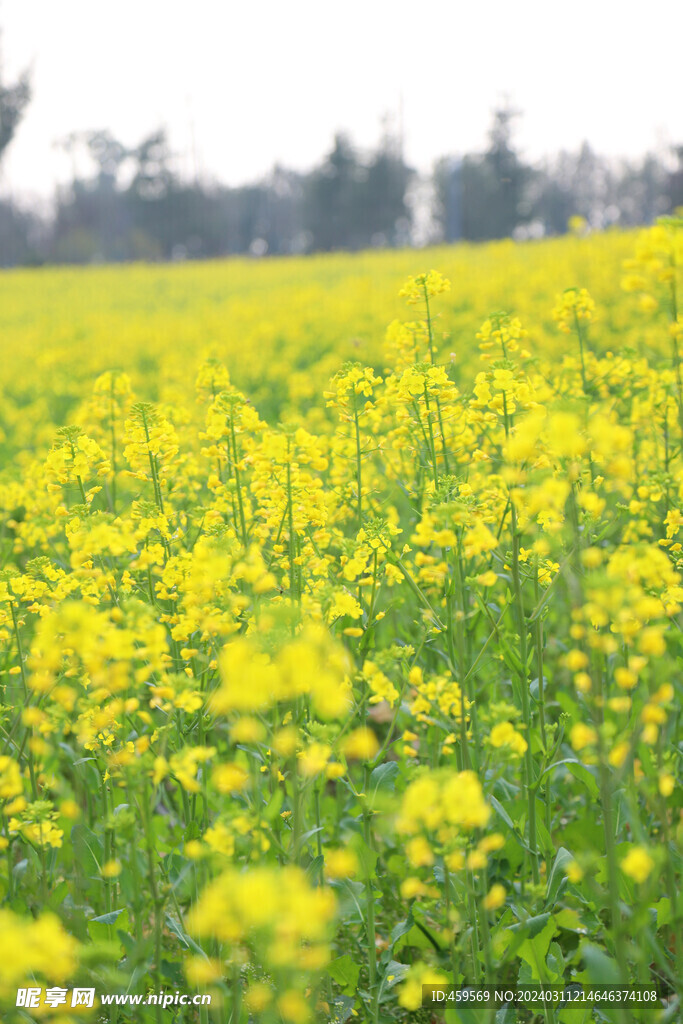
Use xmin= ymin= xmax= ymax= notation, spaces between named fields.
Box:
xmin=0 ymin=62 xmax=681 ymax=266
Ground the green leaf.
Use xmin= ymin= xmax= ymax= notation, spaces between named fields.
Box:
xmin=535 ymin=816 xmax=554 ymax=857
xmin=91 ymin=908 xmax=128 ymax=926
xmin=509 ymin=913 xmax=553 ymax=938
xmin=12 ymin=858 xmax=28 ymax=879
xmin=517 ymin=960 xmax=533 ymax=984
xmin=263 ymin=788 xmax=284 ymax=821
xmin=164 ymin=914 xmax=209 ymax=958
xmin=546 ymin=941 xmax=565 ymax=979
xmin=518 ymin=917 xmax=557 ymax=981
xmin=160 ymin=958 xmax=185 ymax=986
xmin=653 ymin=897 xmax=672 ymax=928
xmin=383 ymin=960 xmax=409 ymax=988
xmin=306 ymin=854 xmax=324 ymax=883
xmin=386 ymin=851 xmax=409 ymax=878
xmin=71 ymin=823 xmax=102 ymax=880
xmin=540 ymin=757 xmax=583 ymax=781
xmin=565 ymin=762 xmax=600 ymax=800
xmin=369 ymin=760 xmax=399 ymax=790
xmin=554 ymin=908 xmax=584 ymax=932
xmin=390 ymin=913 xmax=414 ymax=948
xmin=392 ymin=923 xmax=437 ymax=953
xmin=496 ymin=1007 xmax=517 ymax=1024
xmin=369 ymin=761 xmax=399 ymax=796
xmin=47 ymin=880 xmax=69 ymax=910
xmin=88 ymin=909 xmax=130 ymax=945
xmin=326 ymin=954 xmax=360 ymax=995
xmin=184 ymin=820 xmax=201 ymax=842
xmin=545 ymin=847 xmax=574 ymax=909
xmin=299 ymin=825 xmax=324 ymax=844
xmin=580 ymin=941 xmax=622 ymax=985
xmin=78 ymin=938 xmax=122 ymax=963
xmin=332 ymin=878 xmax=365 ymax=924
xmin=329 ymin=995 xmax=356 ymax=1023
xmin=489 ymin=794 xmax=517 ymax=831
xmin=557 ymin=1005 xmax=593 ymax=1024
xmin=350 ymin=834 xmax=377 ymax=879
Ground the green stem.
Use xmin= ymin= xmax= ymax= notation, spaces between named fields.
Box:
xmin=286 ymin=443 xmax=297 ymax=607
xmin=423 ymin=285 xmax=436 ymax=365
xmin=10 ymin=601 xmax=38 ymax=800
xmin=229 ymin=411 xmax=248 ymax=546
xmin=360 ymin=550 xmax=380 ymax=652
xmin=478 ymin=868 xmax=493 ymax=982
xmin=510 ymin=501 xmax=539 ymax=885
xmin=573 ymin=308 xmax=589 ymax=393
xmin=139 ymin=777 xmax=164 ymax=1024
xmin=466 ymin=872 xmax=482 ymax=982
xmin=231 ymin=960 xmax=242 ymax=1023
xmin=449 ymin=550 xmax=471 ymax=770
xmin=141 ymin=410 xmax=165 ymax=515
xmin=667 ymin=248 xmax=681 ymax=433
xmin=534 ymin=562 xmax=552 ymax=853
xmin=598 ymin=755 xmax=629 ymax=981
xmin=109 ymin=376 xmax=118 ymax=514
xmin=422 ymin=385 xmax=439 ymax=487
xmin=363 ymin=768 xmax=377 ymax=996
xmin=442 ymin=861 xmax=458 ymax=981
xmin=354 ymin=404 xmax=363 ymax=529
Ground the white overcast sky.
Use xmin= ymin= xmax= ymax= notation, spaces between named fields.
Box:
xmin=0 ymin=0 xmax=680 ymax=203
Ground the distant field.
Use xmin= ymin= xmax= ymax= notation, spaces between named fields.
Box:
xmin=0 ymin=231 xmax=645 ymax=447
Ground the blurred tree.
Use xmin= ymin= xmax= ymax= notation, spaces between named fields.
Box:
xmin=361 ymin=132 xmax=413 ymax=246
xmin=525 ymin=150 xmax=582 ymax=235
xmin=611 ymin=154 xmax=668 ymax=225
xmin=53 ymin=129 xmax=179 ymax=261
xmin=567 ymin=143 xmax=609 ymax=224
xmin=228 ymin=165 xmax=306 ymax=256
xmin=83 ymin=130 xmax=130 ymax=189
xmin=0 ymin=200 xmax=42 ymax=265
xmin=0 ymin=33 xmax=34 ymax=264
xmin=304 ymin=133 xmax=362 ymax=250
xmin=52 ymin=131 xmax=131 ymax=260
xmin=481 ymin=104 xmax=529 ymax=238
xmin=129 ymin=130 xmax=175 ymax=199
xmin=433 ymin=156 xmax=463 ymax=242
xmin=669 ymin=146 xmax=683 ymax=211
xmin=262 ymin=165 xmax=306 ymax=254
xmin=433 ymin=105 xmax=530 ymax=241
xmin=525 ymin=147 xmax=668 ymax=233
xmin=304 ymin=131 xmax=412 ymax=251
xmin=0 ymin=52 xmax=30 ymax=165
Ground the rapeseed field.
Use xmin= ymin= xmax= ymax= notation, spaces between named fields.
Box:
xmin=0 ymin=223 xmax=680 ymax=1023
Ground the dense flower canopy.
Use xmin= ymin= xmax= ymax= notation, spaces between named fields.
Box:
xmin=0 ymin=222 xmax=681 ymax=1021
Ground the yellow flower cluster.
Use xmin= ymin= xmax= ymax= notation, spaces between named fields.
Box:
xmin=0 ymin=910 xmax=78 ymax=999
xmin=552 ymin=287 xmax=596 ymax=332
xmin=214 ymin=622 xmax=352 ymax=718
xmin=397 ymin=769 xmax=490 ymax=835
xmin=398 ymin=270 xmax=451 ymax=304
xmin=188 ymin=864 xmax=336 ymax=969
